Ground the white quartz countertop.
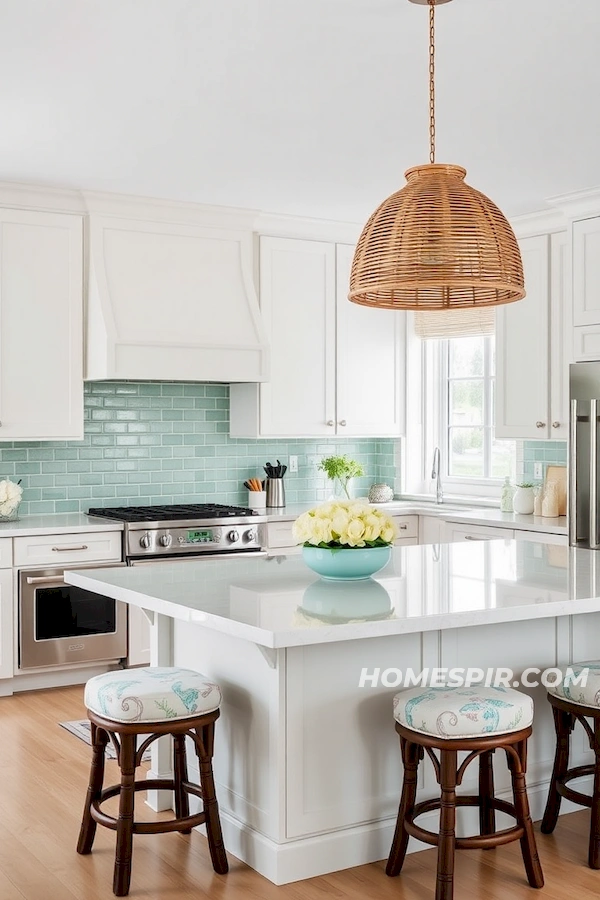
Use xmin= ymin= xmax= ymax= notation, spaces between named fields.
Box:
xmin=0 ymin=512 xmax=124 ymax=537
xmin=265 ymin=501 xmax=568 ymax=535
xmin=65 ymin=538 xmax=596 ymax=649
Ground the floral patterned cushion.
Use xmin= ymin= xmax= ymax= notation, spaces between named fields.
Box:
xmin=546 ymin=660 xmax=600 ymax=708
xmin=85 ymin=667 xmax=222 ymax=723
xmin=393 ymin=685 xmax=533 ymax=739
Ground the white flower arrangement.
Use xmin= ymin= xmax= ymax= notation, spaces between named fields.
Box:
xmin=0 ymin=478 xmax=22 ymax=519
xmin=292 ymin=500 xmax=398 ymax=549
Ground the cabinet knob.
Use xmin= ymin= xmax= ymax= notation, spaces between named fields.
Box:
xmin=338 ymin=419 xmax=347 ymax=427
xmin=536 ymin=421 xmax=546 ymax=428
xmin=327 ymin=420 xmax=334 ymax=427
xmin=552 ymin=421 xmax=560 ymax=428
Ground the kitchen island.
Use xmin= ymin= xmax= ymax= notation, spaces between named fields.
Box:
xmin=66 ymin=539 xmax=600 ymax=884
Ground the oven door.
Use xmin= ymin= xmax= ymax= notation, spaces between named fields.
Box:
xmin=19 ymin=563 xmax=128 ymax=670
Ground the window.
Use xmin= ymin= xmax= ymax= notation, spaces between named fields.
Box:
xmin=441 ymin=335 xmax=515 ymax=483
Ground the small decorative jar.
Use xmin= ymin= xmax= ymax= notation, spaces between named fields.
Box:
xmin=542 ymin=482 xmax=559 ymax=518
xmin=513 ymin=484 xmax=535 ymax=515
xmin=368 ymin=483 xmax=394 ymax=503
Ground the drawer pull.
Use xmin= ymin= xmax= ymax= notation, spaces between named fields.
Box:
xmin=464 ymin=535 xmax=486 ymax=541
xmin=398 ymin=524 xmax=408 ymax=530
xmin=51 ymin=544 xmax=89 ymax=552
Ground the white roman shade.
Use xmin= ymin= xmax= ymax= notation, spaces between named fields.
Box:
xmin=414 ymin=307 xmax=495 ymax=340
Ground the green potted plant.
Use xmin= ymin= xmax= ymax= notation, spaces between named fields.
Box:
xmin=317 ymin=455 xmax=365 ymax=499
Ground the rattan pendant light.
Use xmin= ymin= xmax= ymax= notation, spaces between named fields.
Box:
xmin=349 ymin=0 xmax=525 ymax=311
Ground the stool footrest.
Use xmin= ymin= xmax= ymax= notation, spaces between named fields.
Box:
xmin=405 ymin=795 xmax=524 ymax=850
xmin=91 ymin=778 xmax=206 ymax=835
xmin=557 ymin=765 xmax=594 ymax=809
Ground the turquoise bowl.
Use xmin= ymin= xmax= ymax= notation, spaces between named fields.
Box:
xmin=302 ymin=545 xmax=392 ymax=581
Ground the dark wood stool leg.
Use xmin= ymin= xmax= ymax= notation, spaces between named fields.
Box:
xmin=588 ymin=718 xmax=600 ymax=868
xmin=507 ymin=739 xmax=544 ymax=889
xmin=478 ymin=749 xmax=496 ymax=838
xmin=173 ymin=734 xmax=192 ymax=835
xmin=541 ymin=705 xmax=573 ymax=834
xmin=435 ymin=749 xmax=457 ymax=900
xmin=386 ymin=737 xmax=421 ymax=876
xmin=195 ymin=724 xmax=228 ymax=875
xmin=113 ymin=734 xmax=137 ymax=897
xmin=77 ymin=723 xmax=109 ymax=855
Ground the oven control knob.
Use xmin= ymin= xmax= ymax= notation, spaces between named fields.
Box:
xmin=227 ymin=529 xmax=239 ymax=543
xmin=139 ymin=532 xmax=151 ymax=550
xmin=159 ymin=533 xmax=172 ymax=548
xmin=245 ymin=529 xmax=255 ymax=543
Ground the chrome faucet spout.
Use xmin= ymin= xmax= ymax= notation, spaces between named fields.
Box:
xmin=431 ymin=447 xmax=443 ymax=504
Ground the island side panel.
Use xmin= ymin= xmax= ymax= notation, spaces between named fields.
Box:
xmin=570 ymin=610 xmax=600 ymax=777
xmin=172 ymin=619 xmax=286 ymax=842
xmin=285 ymin=632 xmax=423 ymax=840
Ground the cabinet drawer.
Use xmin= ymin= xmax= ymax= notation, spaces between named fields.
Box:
xmin=13 ymin=531 xmax=122 ymax=567
xmin=0 ymin=539 xmax=12 ymax=569
xmin=394 ymin=537 xmax=418 ymax=546
xmin=445 ymin=523 xmax=515 ymax=542
xmin=391 ymin=515 xmax=418 ymax=539
xmin=265 ymin=521 xmax=297 ymax=550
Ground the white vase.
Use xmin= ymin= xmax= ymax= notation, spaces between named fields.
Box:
xmin=513 ymin=486 xmax=534 ymax=515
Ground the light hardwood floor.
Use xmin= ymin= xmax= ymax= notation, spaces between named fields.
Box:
xmin=0 ymin=685 xmax=598 ymax=899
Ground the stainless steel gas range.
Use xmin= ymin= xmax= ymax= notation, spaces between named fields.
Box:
xmin=87 ymin=503 xmax=268 ymax=565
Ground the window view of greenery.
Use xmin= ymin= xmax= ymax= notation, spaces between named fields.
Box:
xmin=446 ymin=336 xmax=515 ymax=479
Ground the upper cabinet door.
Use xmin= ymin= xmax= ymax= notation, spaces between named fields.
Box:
xmin=573 ymin=217 xmax=600 ymax=327
xmin=258 ymin=236 xmax=336 ymax=436
xmin=495 ymin=234 xmax=550 ymax=439
xmin=0 ymin=209 xmax=83 ymax=440
xmin=549 ymin=231 xmax=570 ymax=439
xmin=335 ymin=244 xmax=405 ymax=437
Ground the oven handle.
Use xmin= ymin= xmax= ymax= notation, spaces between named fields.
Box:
xmin=25 ymin=561 xmax=126 ymax=585
xmin=129 ymin=551 xmax=268 ymax=566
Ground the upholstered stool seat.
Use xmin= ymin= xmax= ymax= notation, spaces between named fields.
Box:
xmin=77 ymin=666 xmax=228 ymax=896
xmin=84 ymin=666 xmax=222 ymax=722
xmin=542 ymin=659 xmax=600 ymax=867
xmin=393 ymin=684 xmax=534 ymax=739
xmin=387 ymin=684 xmax=543 ymax=900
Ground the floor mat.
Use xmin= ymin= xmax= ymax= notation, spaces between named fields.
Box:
xmin=59 ymin=720 xmax=152 ymax=761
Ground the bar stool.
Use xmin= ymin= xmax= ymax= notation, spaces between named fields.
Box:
xmin=77 ymin=666 xmax=228 ymax=896
xmin=542 ymin=659 xmax=600 ymax=867
xmin=386 ymin=684 xmax=544 ymax=900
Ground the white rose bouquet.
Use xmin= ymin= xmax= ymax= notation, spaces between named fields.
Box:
xmin=292 ymin=500 xmax=397 ymax=549
xmin=0 ymin=478 xmax=23 ymax=519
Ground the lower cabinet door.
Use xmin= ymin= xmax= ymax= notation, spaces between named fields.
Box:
xmin=0 ymin=568 xmax=13 ymax=679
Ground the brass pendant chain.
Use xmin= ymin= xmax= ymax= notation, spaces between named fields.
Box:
xmin=429 ymin=0 xmax=436 ymax=164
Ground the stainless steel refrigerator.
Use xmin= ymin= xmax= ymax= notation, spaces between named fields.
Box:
xmin=569 ymin=361 xmax=600 ymax=547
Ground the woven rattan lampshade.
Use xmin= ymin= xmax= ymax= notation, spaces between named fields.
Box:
xmin=349 ymin=0 xmax=525 ymax=312
xmin=349 ymin=164 xmax=525 ymax=310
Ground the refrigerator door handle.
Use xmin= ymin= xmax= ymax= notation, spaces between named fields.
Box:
xmin=570 ymin=399 xmax=578 ymax=547
xmin=591 ymin=399 xmax=599 ymax=549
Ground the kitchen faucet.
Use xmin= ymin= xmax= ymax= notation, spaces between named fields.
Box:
xmin=431 ymin=447 xmax=443 ymax=504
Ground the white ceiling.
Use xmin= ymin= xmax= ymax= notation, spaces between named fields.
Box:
xmin=0 ymin=0 xmax=598 ymax=222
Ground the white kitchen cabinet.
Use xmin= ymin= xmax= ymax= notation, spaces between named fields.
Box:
xmin=0 ymin=538 xmax=13 ymax=680
xmin=573 ymin=217 xmax=600 ymax=328
xmin=0 ymin=209 xmax=83 ymax=440
xmin=514 ymin=529 xmax=568 ymax=546
xmin=230 ymin=237 xmax=405 ymax=438
xmin=390 ymin=515 xmax=418 ymax=544
xmin=419 ymin=515 xmax=443 ymax=545
xmin=443 ymin=522 xmax=515 ymax=543
xmin=127 ymin=604 xmax=151 ymax=667
xmin=496 ymin=231 xmax=569 ymax=440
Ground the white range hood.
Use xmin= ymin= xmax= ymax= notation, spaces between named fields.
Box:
xmin=84 ymin=195 xmax=269 ymax=383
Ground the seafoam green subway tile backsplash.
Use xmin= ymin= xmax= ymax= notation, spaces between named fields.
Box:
xmin=1 ymin=383 xmax=396 ymax=516
xmin=519 ymin=441 xmax=567 ymax=483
